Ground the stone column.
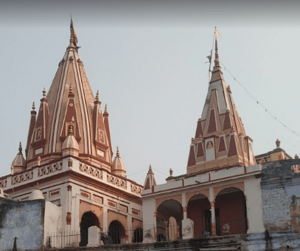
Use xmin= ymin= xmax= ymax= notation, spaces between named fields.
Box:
xmin=103 ymin=207 xmax=108 ymax=234
xmin=127 ymin=214 xmax=132 ymax=243
xmin=245 ymin=195 xmax=249 ymax=233
xmin=210 ymin=201 xmax=216 ymax=236
xmin=182 ymin=193 xmax=187 ymax=219
xmin=153 ymin=211 xmax=157 ymax=240
xmin=66 ymin=185 xmax=72 ymax=246
xmin=183 ymin=206 xmax=188 ymax=220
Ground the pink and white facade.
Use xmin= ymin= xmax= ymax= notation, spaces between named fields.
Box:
xmin=0 ymin=21 xmax=143 ymax=247
xmin=142 ymin=38 xmax=265 ymax=242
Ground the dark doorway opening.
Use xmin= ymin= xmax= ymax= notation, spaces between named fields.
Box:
xmin=215 ymin=188 xmax=247 ymax=235
xmin=132 ymin=228 xmax=143 ymax=243
xmin=109 ymin=220 xmax=125 ymax=244
xmin=204 ymin=209 xmax=211 ymax=234
xmin=80 ymin=211 xmax=100 ymax=246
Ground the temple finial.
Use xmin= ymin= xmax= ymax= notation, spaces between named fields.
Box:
xmin=276 ymin=139 xmax=281 ymax=148
xmin=148 ymin=165 xmax=154 ymax=174
xmin=70 ymin=19 xmax=78 ymax=47
xmin=116 ymin=146 xmax=120 ymax=157
xmin=43 ymin=88 xmax=46 ymax=98
xmin=18 ymin=142 xmax=22 ymax=153
xmin=32 ymin=102 xmax=35 ymax=110
xmin=213 ymin=37 xmax=221 ymax=70
xmin=95 ymin=90 xmax=99 ymax=101
xmin=104 ymin=104 xmax=108 ymax=113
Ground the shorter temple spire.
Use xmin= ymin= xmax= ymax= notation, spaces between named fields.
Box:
xmin=18 ymin=142 xmax=22 ymax=153
xmin=116 ymin=146 xmax=120 ymax=157
xmin=95 ymin=90 xmax=99 ymax=101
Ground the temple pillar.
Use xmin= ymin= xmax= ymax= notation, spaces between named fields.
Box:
xmin=210 ymin=201 xmax=216 ymax=236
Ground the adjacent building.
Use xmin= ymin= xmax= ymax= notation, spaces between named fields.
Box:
xmin=140 ymin=36 xmax=300 ymax=250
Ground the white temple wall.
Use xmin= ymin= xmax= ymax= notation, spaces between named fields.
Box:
xmin=142 ymin=197 xmax=156 ymax=242
xmin=244 ymin=176 xmax=265 ymax=233
xmin=44 ymin=201 xmax=62 ymax=245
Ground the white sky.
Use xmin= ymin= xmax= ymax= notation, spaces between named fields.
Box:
xmin=0 ymin=1 xmax=300 ymax=185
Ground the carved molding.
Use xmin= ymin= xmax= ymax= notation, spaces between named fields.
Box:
xmin=38 ymin=162 xmax=63 ymax=177
xmin=0 ymin=179 xmax=7 ymax=188
xmin=107 ymin=174 xmax=127 ymax=189
xmin=11 ymin=171 xmax=34 ymax=185
xmin=131 ymin=184 xmax=142 ymax=195
xmin=79 ymin=163 xmax=103 ymax=180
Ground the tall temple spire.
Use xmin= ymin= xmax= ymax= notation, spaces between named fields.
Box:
xmin=187 ymin=36 xmax=256 ymax=174
xmin=25 ymin=21 xmax=113 ymax=171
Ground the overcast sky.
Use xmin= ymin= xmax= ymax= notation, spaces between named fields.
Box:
xmin=0 ymin=1 xmax=300 ymax=185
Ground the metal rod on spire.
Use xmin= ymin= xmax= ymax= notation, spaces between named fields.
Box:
xmin=207 ymin=27 xmax=217 ymax=83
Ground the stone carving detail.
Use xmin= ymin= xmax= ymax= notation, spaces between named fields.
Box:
xmin=182 ymin=218 xmax=194 ymax=239
xmin=292 ymin=164 xmax=300 ymax=173
xmin=38 ymin=162 xmax=63 ymax=177
xmin=143 ymin=229 xmax=154 ymax=243
xmin=0 ymin=179 xmax=7 ymax=188
xmin=11 ymin=171 xmax=34 ymax=185
xmin=223 ymin=223 xmax=230 ymax=234
xmin=107 ymin=174 xmax=127 ymax=189
xmin=131 ymin=184 xmax=142 ymax=195
xmin=79 ymin=164 xmax=103 ymax=179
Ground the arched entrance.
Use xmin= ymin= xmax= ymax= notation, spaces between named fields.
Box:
xmin=215 ymin=187 xmax=247 ymax=235
xmin=109 ymin=220 xmax=125 ymax=244
xmin=132 ymin=228 xmax=143 ymax=243
xmin=156 ymin=199 xmax=183 ymax=241
xmin=80 ymin=211 xmax=100 ymax=246
xmin=187 ymin=194 xmax=211 ymax=238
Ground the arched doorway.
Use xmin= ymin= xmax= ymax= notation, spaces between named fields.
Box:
xmin=215 ymin=187 xmax=247 ymax=235
xmin=132 ymin=228 xmax=143 ymax=243
xmin=156 ymin=199 xmax=183 ymax=241
xmin=187 ymin=194 xmax=211 ymax=238
xmin=80 ymin=211 xmax=100 ymax=246
xmin=109 ymin=220 xmax=125 ymax=244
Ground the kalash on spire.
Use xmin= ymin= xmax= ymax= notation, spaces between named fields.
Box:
xmin=187 ymin=35 xmax=256 ymax=174
xmin=21 ymin=20 xmax=114 ymax=172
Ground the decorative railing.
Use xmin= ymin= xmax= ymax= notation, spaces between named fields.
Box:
xmin=11 ymin=171 xmax=34 ymax=185
xmin=79 ymin=163 xmax=103 ymax=180
xmin=0 ymin=179 xmax=7 ymax=188
xmin=107 ymin=174 xmax=127 ymax=189
xmin=38 ymin=162 xmax=63 ymax=177
xmin=131 ymin=184 xmax=142 ymax=195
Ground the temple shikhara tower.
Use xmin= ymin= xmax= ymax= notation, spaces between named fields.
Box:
xmin=187 ymin=39 xmax=256 ymax=174
xmin=0 ymin=21 xmax=143 ymax=247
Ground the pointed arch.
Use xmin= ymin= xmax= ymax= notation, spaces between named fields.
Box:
xmin=187 ymin=193 xmax=211 ymax=238
xmin=215 ymin=187 xmax=247 ymax=235
xmin=80 ymin=211 xmax=100 ymax=246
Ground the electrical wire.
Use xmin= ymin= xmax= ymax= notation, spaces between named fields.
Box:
xmin=220 ymin=61 xmax=300 ymax=138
